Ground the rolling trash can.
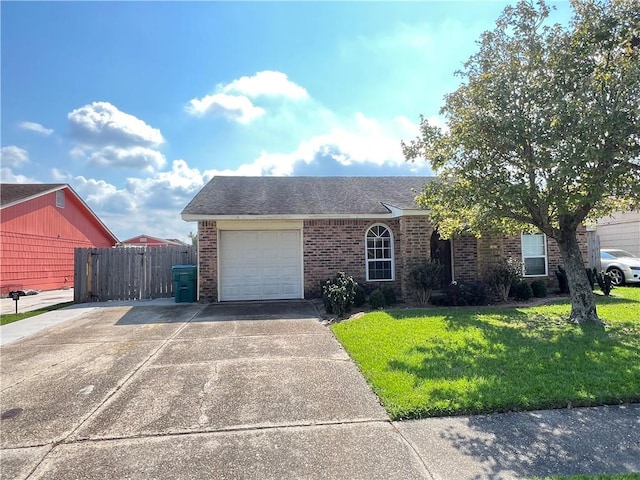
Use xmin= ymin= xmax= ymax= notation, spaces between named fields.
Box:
xmin=172 ymin=265 xmax=197 ymax=303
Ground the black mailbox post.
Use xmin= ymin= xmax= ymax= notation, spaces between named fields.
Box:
xmin=9 ymin=291 xmax=20 ymax=314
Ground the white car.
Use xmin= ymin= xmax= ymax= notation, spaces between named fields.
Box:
xmin=600 ymin=249 xmax=640 ymax=286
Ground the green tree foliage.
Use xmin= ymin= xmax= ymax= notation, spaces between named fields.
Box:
xmin=403 ymin=0 xmax=640 ymax=324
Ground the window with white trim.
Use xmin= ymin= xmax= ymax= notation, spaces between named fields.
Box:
xmin=522 ymin=232 xmax=547 ymax=276
xmin=366 ymin=224 xmax=394 ymax=281
xmin=56 ymin=190 xmax=65 ymax=208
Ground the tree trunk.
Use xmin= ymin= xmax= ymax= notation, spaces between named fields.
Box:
xmin=555 ymin=227 xmax=603 ymax=326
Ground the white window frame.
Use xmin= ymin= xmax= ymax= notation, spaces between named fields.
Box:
xmin=365 ymin=223 xmax=395 ymax=281
xmin=55 ymin=190 xmax=65 ymax=208
xmin=521 ymin=232 xmax=548 ymax=277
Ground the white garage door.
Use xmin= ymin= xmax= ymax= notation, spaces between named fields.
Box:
xmin=219 ymin=230 xmax=302 ymax=301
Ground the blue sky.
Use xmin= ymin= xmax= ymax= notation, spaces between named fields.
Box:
xmin=1 ymin=1 xmax=572 ymax=242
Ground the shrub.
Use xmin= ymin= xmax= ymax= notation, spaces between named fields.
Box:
xmin=530 ymin=280 xmax=547 ymax=298
xmin=439 ymin=282 xmax=489 ymax=306
xmin=322 ymin=272 xmax=359 ymax=317
xmin=596 ymin=270 xmax=614 ymax=296
xmin=586 ymin=267 xmax=597 ymax=290
xmin=408 ymin=260 xmax=443 ymax=306
xmin=353 ymin=284 xmax=367 ymax=307
xmin=485 ymin=257 xmax=522 ymax=302
xmin=512 ymin=282 xmax=533 ymax=301
xmin=369 ymin=289 xmax=387 ymax=309
xmin=556 ymin=265 xmax=569 ymax=294
xmin=381 ymin=285 xmax=397 ymax=305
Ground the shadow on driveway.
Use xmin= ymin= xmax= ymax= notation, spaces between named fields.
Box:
xmin=192 ymin=300 xmax=320 ymax=323
xmin=114 ymin=300 xmax=320 ymax=325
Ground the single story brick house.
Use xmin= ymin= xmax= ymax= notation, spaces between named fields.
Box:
xmin=181 ymin=176 xmax=587 ymax=302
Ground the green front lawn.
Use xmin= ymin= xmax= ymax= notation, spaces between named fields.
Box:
xmin=332 ymin=287 xmax=640 ymax=420
xmin=535 ymin=475 xmax=640 ymax=480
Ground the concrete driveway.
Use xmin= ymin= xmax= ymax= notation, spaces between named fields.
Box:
xmin=0 ymin=301 xmax=429 ymax=479
xmin=2 ymin=300 xmax=639 ymax=479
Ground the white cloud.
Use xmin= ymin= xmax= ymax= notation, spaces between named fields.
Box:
xmin=0 ymin=146 xmax=30 ymax=167
xmin=57 ymin=160 xmax=214 ymax=242
xmin=67 ymin=102 xmax=166 ymax=172
xmin=202 ymin=113 xmax=427 ymax=177
xmin=68 ymin=101 xmax=164 ymax=147
xmin=88 ymin=146 xmax=166 ymax=171
xmin=186 ymin=70 xmax=308 ymax=124
xmin=223 ymin=71 xmax=308 ymax=99
xmin=1 ymin=167 xmax=37 ymax=183
xmin=19 ymin=121 xmax=54 ymax=136
xmin=185 ymin=93 xmax=265 ymax=124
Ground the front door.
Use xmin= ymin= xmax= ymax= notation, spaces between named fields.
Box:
xmin=430 ymin=230 xmax=452 ymax=288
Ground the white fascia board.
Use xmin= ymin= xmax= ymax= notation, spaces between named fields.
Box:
xmin=181 ymin=213 xmax=398 ymax=222
xmin=381 ymin=203 xmax=430 ymax=218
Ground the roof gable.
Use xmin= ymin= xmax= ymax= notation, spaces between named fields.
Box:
xmin=0 ymin=183 xmax=66 ymax=208
xmin=1 ymin=183 xmax=119 ymax=243
xmin=182 ymin=176 xmax=432 ymax=218
xmin=120 ymin=234 xmax=186 ymax=246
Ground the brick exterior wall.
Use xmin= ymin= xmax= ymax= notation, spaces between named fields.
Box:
xmin=198 ymin=220 xmax=218 ymax=301
xmin=463 ymin=225 xmax=589 ymax=287
xmin=197 ymin=218 xmax=589 ymax=301
xmin=398 ymin=216 xmax=434 ymax=300
xmin=303 ymin=219 xmax=405 ymax=298
xmin=452 ymin=235 xmax=478 ymax=283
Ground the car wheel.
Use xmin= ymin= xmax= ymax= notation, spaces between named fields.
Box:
xmin=607 ymin=267 xmax=625 ymax=286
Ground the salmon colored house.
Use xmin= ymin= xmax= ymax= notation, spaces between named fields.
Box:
xmin=118 ymin=234 xmax=187 ymax=247
xmin=0 ymin=183 xmax=118 ymax=294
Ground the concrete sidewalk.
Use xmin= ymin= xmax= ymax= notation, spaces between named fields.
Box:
xmin=1 ymin=289 xmax=75 ymax=316
xmin=1 ymin=301 xmax=638 ymax=479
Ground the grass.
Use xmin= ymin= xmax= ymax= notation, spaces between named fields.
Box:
xmin=534 ymin=475 xmax=640 ymax=480
xmin=331 ymin=287 xmax=640 ymax=420
xmin=0 ymin=301 xmax=75 ymax=326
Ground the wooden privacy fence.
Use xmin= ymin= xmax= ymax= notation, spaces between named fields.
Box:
xmin=74 ymin=246 xmax=197 ymax=303
xmin=587 ymin=232 xmax=601 ymax=271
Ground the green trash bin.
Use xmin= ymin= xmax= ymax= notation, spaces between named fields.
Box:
xmin=172 ymin=265 xmax=197 ymax=303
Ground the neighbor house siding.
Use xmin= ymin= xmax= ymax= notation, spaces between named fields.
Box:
xmin=0 ymin=189 xmax=116 ymax=293
xmin=596 ymin=210 xmax=640 ymax=257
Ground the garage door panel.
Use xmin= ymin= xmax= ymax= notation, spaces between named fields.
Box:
xmin=220 ymin=230 xmax=302 ymax=301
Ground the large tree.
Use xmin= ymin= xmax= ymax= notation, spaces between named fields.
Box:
xmin=403 ymin=0 xmax=639 ymax=325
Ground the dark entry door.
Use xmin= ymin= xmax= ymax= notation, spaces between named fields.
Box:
xmin=430 ymin=231 xmax=452 ymax=288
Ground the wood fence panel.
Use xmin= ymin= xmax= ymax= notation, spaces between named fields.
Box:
xmin=91 ymin=248 xmax=100 ymax=301
xmin=587 ymin=233 xmax=601 ymax=270
xmin=74 ymin=248 xmax=89 ymax=303
xmin=73 ymin=246 xmax=197 ymax=302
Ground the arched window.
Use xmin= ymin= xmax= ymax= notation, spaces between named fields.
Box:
xmin=366 ymin=224 xmax=394 ymax=281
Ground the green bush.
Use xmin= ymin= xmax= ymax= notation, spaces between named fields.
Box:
xmin=381 ymin=285 xmax=397 ymax=305
xmin=586 ymin=267 xmax=598 ymax=290
xmin=353 ymin=284 xmax=366 ymax=307
xmin=530 ymin=280 xmax=547 ymax=298
xmin=485 ymin=256 xmax=522 ymax=302
xmin=436 ymin=282 xmax=489 ymax=306
xmin=322 ymin=272 xmax=359 ymax=317
xmin=596 ymin=270 xmax=614 ymax=296
xmin=369 ymin=289 xmax=387 ymax=309
xmin=556 ymin=265 xmax=569 ymax=294
xmin=408 ymin=260 xmax=443 ymax=305
xmin=513 ymin=282 xmax=533 ymax=301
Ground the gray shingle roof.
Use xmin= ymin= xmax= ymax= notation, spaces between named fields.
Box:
xmin=0 ymin=183 xmax=65 ymax=208
xmin=182 ymin=176 xmax=433 ymax=216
